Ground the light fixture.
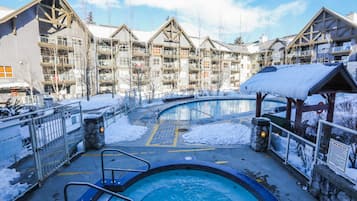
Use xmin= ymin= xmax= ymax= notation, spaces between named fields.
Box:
xmin=99 ymin=126 xmax=105 ymax=134
xmin=260 ymin=130 xmax=267 ymax=138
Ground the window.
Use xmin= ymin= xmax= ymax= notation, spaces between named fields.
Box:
xmin=119 ymin=58 xmax=129 ymax=66
xmin=180 ymin=49 xmax=189 ymax=57
xmin=0 ymin=66 xmax=13 ymax=78
xmin=119 ymin=44 xmax=129 ymax=52
xmin=203 ymin=61 xmax=210 ymax=68
xmin=152 ymin=47 xmax=161 ymax=56
xmin=153 ymin=58 xmax=160 ymax=65
xmin=72 ymin=37 xmax=82 ymax=46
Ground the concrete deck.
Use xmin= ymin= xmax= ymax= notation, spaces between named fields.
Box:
xmin=25 ymin=146 xmax=316 ymax=201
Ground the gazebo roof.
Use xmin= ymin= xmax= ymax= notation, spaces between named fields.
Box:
xmin=240 ymin=63 xmax=357 ymax=100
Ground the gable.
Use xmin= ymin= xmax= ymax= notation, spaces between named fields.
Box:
xmin=111 ymin=25 xmax=138 ymax=41
xmin=201 ymin=38 xmax=215 ymax=49
xmin=149 ymin=18 xmax=194 ymax=48
xmin=288 ymin=8 xmax=357 ymax=49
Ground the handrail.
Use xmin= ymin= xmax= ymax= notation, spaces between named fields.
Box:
xmin=64 ymin=182 xmax=133 ymax=201
xmin=101 ymin=149 xmax=151 ymax=184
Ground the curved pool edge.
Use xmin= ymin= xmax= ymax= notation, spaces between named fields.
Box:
xmin=86 ymin=160 xmax=278 ymax=201
xmin=156 ymin=96 xmax=285 ymax=121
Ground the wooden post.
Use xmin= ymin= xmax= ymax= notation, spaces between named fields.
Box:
xmin=294 ymin=99 xmax=304 ymax=134
xmin=286 ymin=98 xmax=292 ymax=121
xmin=326 ymin=93 xmax=336 ymax=123
xmin=256 ymin=92 xmax=262 ymax=117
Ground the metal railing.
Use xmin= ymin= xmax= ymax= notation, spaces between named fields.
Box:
xmin=315 ymin=120 xmax=357 ymax=184
xmin=64 ymin=182 xmax=132 ymax=201
xmin=268 ymin=122 xmax=321 ymax=182
xmin=101 ymin=149 xmax=151 ymax=185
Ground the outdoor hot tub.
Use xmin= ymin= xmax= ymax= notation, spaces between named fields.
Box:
xmin=72 ymin=156 xmax=277 ymax=201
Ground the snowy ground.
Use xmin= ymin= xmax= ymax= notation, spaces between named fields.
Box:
xmin=182 ymin=122 xmax=251 ymax=145
xmin=105 ymin=116 xmax=147 ymax=144
xmin=0 ymin=168 xmax=28 ymax=201
xmin=61 ymin=94 xmax=123 ymax=111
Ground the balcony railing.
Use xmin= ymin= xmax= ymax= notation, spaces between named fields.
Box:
xmin=98 ymin=59 xmax=111 ymax=67
xmin=40 ymin=56 xmax=74 ymax=66
xmin=162 ymin=63 xmax=179 ymax=71
xmin=43 ymin=73 xmax=75 ymax=82
xmin=97 ymin=45 xmax=112 ymax=53
xmin=331 ymin=46 xmax=351 ymax=54
xmin=297 ymin=50 xmax=313 ymax=57
xmin=39 ymin=36 xmax=73 ymax=48
xmin=162 ymin=73 xmax=178 ymax=81
xmin=189 ymin=64 xmax=200 ymax=72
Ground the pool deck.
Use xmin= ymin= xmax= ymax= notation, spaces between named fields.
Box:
xmin=24 ymin=146 xmax=316 ymax=201
xmin=23 ymin=97 xmax=316 ymax=201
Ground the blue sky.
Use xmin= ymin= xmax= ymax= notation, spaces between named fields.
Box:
xmin=2 ymin=0 xmax=357 ymax=43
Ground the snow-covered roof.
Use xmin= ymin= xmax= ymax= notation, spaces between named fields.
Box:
xmin=87 ymin=23 xmax=117 ymax=39
xmin=212 ymin=40 xmax=231 ymax=52
xmin=241 ymin=63 xmax=357 ymax=100
xmin=132 ymin=30 xmax=154 ymax=42
xmin=0 ymin=7 xmax=14 ymax=20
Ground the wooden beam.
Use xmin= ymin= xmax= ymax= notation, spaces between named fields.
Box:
xmin=11 ymin=17 xmax=17 ymax=35
xmin=326 ymin=93 xmax=336 ymax=122
xmin=302 ymin=104 xmax=329 ymax=112
xmin=286 ymin=98 xmax=292 ymax=121
xmin=294 ymin=99 xmax=304 ymax=134
xmin=256 ymin=92 xmax=262 ymax=117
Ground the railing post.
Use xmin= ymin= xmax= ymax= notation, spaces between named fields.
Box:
xmin=314 ymin=120 xmax=323 ymax=165
xmin=268 ymin=123 xmax=273 ymax=150
xmin=61 ymin=108 xmax=70 ymax=164
xmin=29 ymin=118 xmax=44 ymax=184
xmin=285 ymin=132 xmax=291 ymax=164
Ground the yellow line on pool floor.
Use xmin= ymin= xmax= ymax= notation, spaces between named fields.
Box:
xmin=145 ymin=124 xmax=160 ymax=146
xmin=82 ymin=152 xmax=155 ymax=157
xmin=57 ymin=171 xmax=93 ymax=176
xmin=168 ymin=147 xmax=215 ymax=153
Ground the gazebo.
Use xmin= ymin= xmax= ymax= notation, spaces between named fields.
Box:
xmin=241 ymin=63 xmax=357 ymax=134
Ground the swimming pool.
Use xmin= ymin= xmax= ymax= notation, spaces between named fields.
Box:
xmin=159 ymin=99 xmax=284 ymax=121
xmin=115 ymin=169 xmax=258 ymax=201
xmin=78 ymin=160 xmax=277 ymax=201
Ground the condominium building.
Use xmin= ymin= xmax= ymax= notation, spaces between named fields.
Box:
xmin=0 ymin=1 xmax=356 ymax=103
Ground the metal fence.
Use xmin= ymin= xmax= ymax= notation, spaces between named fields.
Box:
xmin=315 ymin=120 xmax=357 ymax=184
xmin=268 ymin=122 xmax=321 ymax=182
xmin=0 ymin=101 xmax=83 ymax=185
xmin=269 ymin=119 xmax=357 ymax=184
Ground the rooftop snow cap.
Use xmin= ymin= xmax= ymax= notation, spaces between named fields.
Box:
xmin=240 ymin=63 xmax=357 ymax=101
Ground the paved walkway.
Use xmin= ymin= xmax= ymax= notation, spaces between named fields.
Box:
xmin=24 ymin=146 xmax=316 ymax=201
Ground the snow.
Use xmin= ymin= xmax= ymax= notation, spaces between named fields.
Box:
xmin=132 ymin=30 xmax=155 ymax=42
xmin=87 ymin=24 xmax=117 ymax=39
xmin=61 ymin=94 xmax=123 ymax=111
xmin=0 ymin=81 xmax=29 ymax=89
xmin=240 ymin=63 xmax=339 ymax=100
xmin=345 ymin=168 xmax=357 ymax=181
xmin=182 ymin=122 xmax=251 ymax=145
xmin=0 ymin=168 xmax=28 ymax=201
xmin=0 ymin=7 xmax=14 ymax=19
xmin=105 ymin=116 xmax=147 ymax=144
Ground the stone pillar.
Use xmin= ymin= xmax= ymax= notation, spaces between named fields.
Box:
xmin=251 ymin=117 xmax=270 ymax=152
xmin=84 ymin=112 xmax=105 ymax=150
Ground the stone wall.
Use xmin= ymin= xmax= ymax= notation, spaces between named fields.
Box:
xmin=310 ymin=165 xmax=357 ymax=201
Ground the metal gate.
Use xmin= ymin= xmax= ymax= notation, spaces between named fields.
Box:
xmin=29 ymin=102 xmax=83 ymax=182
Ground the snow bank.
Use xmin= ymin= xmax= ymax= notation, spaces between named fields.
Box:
xmin=0 ymin=168 xmax=28 ymax=201
xmin=105 ymin=116 xmax=147 ymax=144
xmin=182 ymin=123 xmax=251 ymax=145
xmin=61 ymin=94 xmax=123 ymax=111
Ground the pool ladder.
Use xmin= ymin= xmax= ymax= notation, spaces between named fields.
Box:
xmin=101 ymin=149 xmax=151 ymax=185
xmin=64 ymin=149 xmax=151 ymax=201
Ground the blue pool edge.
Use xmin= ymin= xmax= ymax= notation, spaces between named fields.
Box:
xmin=80 ymin=160 xmax=278 ymax=201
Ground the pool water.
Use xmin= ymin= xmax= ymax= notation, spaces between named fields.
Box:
xmin=159 ymin=99 xmax=283 ymax=121
xmin=109 ymin=169 xmax=258 ymax=201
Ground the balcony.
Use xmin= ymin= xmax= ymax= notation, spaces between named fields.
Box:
xmin=99 ymin=74 xmax=114 ymax=84
xmin=43 ymin=73 xmax=75 ymax=85
xmin=162 ymin=63 xmax=179 ymax=71
xmin=132 ymin=48 xmax=148 ymax=56
xmin=189 ymin=64 xmax=200 ymax=72
xmin=211 ymin=65 xmax=220 ymax=73
xmin=331 ymin=46 xmax=351 ymax=55
xmin=40 ymin=56 xmax=74 ymax=68
xmin=97 ymin=59 xmax=112 ymax=69
xmin=297 ymin=50 xmax=313 ymax=57
xmin=39 ymin=36 xmax=74 ymax=51
xmin=162 ymin=73 xmax=178 ymax=83
xmin=163 ymin=50 xmax=179 ymax=58
xmin=231 ymin=67 xmax=240 ymax=73
xmin=97 ymin=45 xmax=112 ymax=54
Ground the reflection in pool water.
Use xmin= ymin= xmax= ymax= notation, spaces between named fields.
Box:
xmin=159 ymin=99 xmax=283 ymax=121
